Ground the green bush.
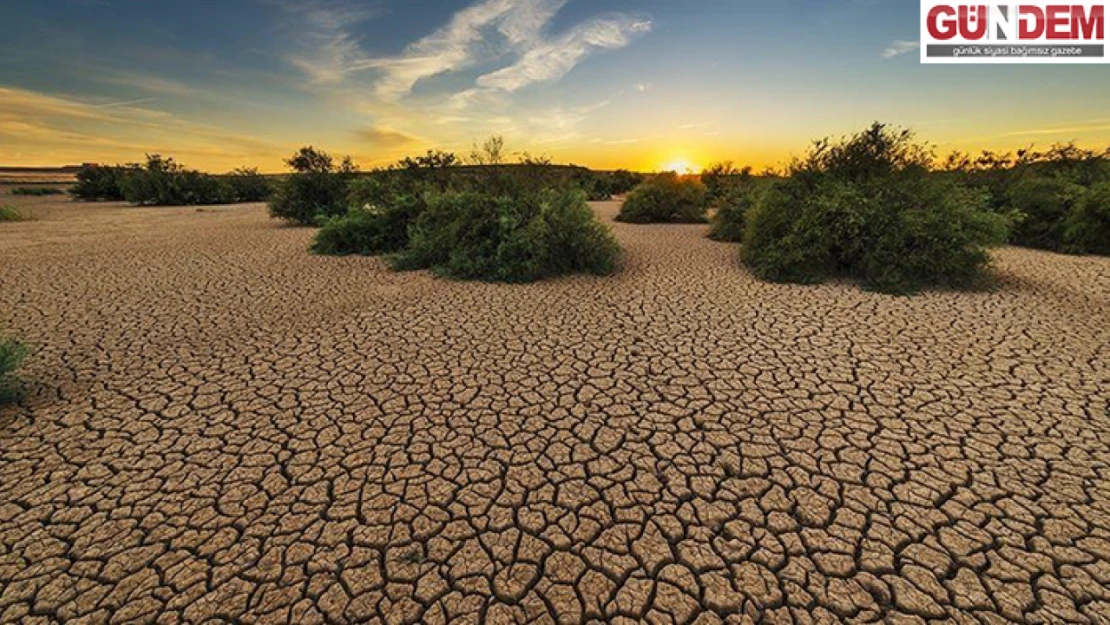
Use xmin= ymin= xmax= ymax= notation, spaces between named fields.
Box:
xmin=313 ymin=190 xmax=427 ymax=256
xmin=707 ymin=182 xmax=764 ymax=243
xmin=73 ymin=159 xmax=268 ymax=206
xmin=224 ymin=168 xmax=272 ymax=203
xmin=608 ymin=169 xmax=644 ymax=196
xmin=701 ymin=162 xmax=753 ymax=204
xmin=943 ymin=143 xmax=1110 ymax=255
xmin=0 ymin=205 xmax=30 ymax=222
xmin=0 ymin=338 xmax=28 ymax=404
xmin=314 ymin=170 xmax=453 ymax=258
xmin=269 ymin=147 xmax=358 ymax=225
xmin=1007 ymin=177 xmax=1085 ymax=251
xmin=72 ymin=164 xmax=139 ymax=201
xmin=742 ymin=184 xmax=835 ymax=285
xmin=571 ymin=170 xmax=615 ymax=201
xmin=11 ymin=187 xmax=65 ymax=196
xmin=742 ymin=123 xmax=1010 ymax=294
xmin=313 ymin=209 xmax=401 ymax=256
xmin=121 ymin=155 xmax=236 ymax=206
xmin=391 ymin=188 xmax=620 ymax=282
xmin=1063 ymin=181 xmax=1110 ymax=255
xmin=616 ymin=173 xmax=708 ymax=224
xmin=315 ymin=154 xmax=635 ymax=260
xmin=565 ymin=167 xmax=644 ymax=201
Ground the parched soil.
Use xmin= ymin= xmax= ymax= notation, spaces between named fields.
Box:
xmin=1 ymin=197 xmax=1108 ymax=624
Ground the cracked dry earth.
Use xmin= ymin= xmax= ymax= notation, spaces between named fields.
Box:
xmin=1 ymin=196 xmax=1109 ymax=625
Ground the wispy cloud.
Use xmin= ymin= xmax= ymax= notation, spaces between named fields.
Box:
xmin=288 ymin=0 xmax=562 ymax=95
xmin=94 ymin=97 xmax=158 ymax=109
xmin=996 ymin=121 xmax=1110 ymax=138
xmin=281 ymin=0 xmax=386 ymax=83
xmin=97 ymin=70 xmax=200 ymax=96
xmin=949 ymin=119 xmax=1110 ymax=147
xmin=476 ymin=16 xmax=651 ymax=92
xmin=881 ymin=39 xmax=920 ymax=59
xmin=285 ymin=0 xmax=650 ymax=102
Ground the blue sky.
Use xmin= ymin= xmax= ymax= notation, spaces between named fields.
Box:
xmin=1 ymin=0 xmax=1108 ymax=171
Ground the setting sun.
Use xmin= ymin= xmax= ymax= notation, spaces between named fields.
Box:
xmin=660 ymin=159 xmax=701 ymax=175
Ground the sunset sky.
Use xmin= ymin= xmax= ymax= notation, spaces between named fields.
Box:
xmin=2 ymin=0 xmax=1109 ymax=173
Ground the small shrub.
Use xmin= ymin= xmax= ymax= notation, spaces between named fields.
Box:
xmin=399 ymin=150 xmax=460 ymax=170
xmin=572 ymin=170 xmax=615 ymax=201
xmin=1063 ymin=181 xmax=1110 ymax=255
xmin=608 ymin=169 xmax=644 ymax=196
xmin=742 ymin=184 xmax=835 ymax=285
xmin=392 ymin=188 xmax=620 ymax=282
xmin=701 ymin=161 xmax=752 ymax=204
xmin=314 ymin=208 xmax=400 ymax=256
xmin=121 ymin=155 xmax=236 ymax=206
xmin=11 ymin=187 xmax=65 ymax=196
xmin=742 ymin=123 xmax=1010 ymax=294
xmin=566 ymin=167 xmax=645 ymax=201
xmin=1007 ymin=177 xmax=1085 ymax=251
xmin=943 ymin=142 xmax=1110 ymax=255
xmin=313 ymin=193 xmax=426 ymax=256
xmin=224 ymin=168 xmax=272 ymax=203
xmin=73 ymin=159 xmax=266 ymax=206
xmin=269 ymin=147 xmax=358 ymax=225
xmin=0 ymin=205 xmax=30 ymax=222
xmin=707 ymin=183 xmax=762 ymax=243
xmin=72 ymin=164 xmax=139 ymax=201
xmin=617 ymin=173 xmax=708 ymax=224
xmin=0 ymin=338 xmax=28 ymax=404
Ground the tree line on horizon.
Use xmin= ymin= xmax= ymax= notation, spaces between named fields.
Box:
xmin=68 ymin=136 xmax=644 ymax=208
xmin=64 ymin=125 xmax=1110 ymax=292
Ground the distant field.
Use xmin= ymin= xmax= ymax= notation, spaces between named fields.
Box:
xmin=0 ymin=167 xmax=78 ymax=186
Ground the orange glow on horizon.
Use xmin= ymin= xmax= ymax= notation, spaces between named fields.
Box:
xmin=659 ymin=159 xmax=701 ymax=175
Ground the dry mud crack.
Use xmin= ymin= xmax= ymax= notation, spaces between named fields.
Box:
xmin=1 ymin=198 xmax=1109 ymax=624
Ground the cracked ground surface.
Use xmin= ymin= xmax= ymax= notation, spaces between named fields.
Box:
xmin=1 ymin=195 xmax=1109 ymax=625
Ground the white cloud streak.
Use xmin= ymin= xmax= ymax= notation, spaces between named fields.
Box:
xmin=476 ymin=16 xmax=651 ymax=92
xmin=285 ymin=0 xmax=650 ymax=101
xmin=881 ymin=40 xmax=920 ymax=59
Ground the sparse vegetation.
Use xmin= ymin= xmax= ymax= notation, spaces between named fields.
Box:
xmin=567 ymin=168 xmax=642 ymax=201
xmin=122 ymin=155 xmax=235 ymax=206
xmin=607 ymin=169 xmax=645 ymax=197
xmin=1005 ymin=177 xmax=1080 ymax=251
xmin=742 ymin=123 xmax=1011 ymax=294
xmin=617 ymin=173 xmax=708 ymax=224
xmin=0 ymin=337 xmax=28 ymax=404
xmin=73 ymin=159 xmax=271 ymax=205
xmin=0 ymin=205 xmax=31 ymax=222
xmin=225 ymin=168 xmax=273 ymax=203
xmin=313 ymin=206 xmax=410 ymax=257
xmin=269 ymin=146 xmax=359 ymax=225
xmin=391 ymin=188 xmax=620 ymax=282
xmin=312 ymin=143 xmax=629 ymax=273
xmin=701 ymin=161 xmax=752 ymax=204
xmin=707 ymin=182 xmax=762 ymax=243
xmin=11 ymin=187 xmax=65 ymax=196
xmin=703 ymin=164 xmax=767 ymax=243
xmin=313 ymin=184 xmax=427 ymax=257
xmin=311 ymin=154 xmax=455 ymax=256
xmin=1063 ymin=181 xmax=1110 ymax=255
xmin=946 ymin=143 xmax=1110 ymax=255
xmin=468 ymin=135 xmax=507 ymax=166
xmin=72 ymin=164 xmax=139 ymax=201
